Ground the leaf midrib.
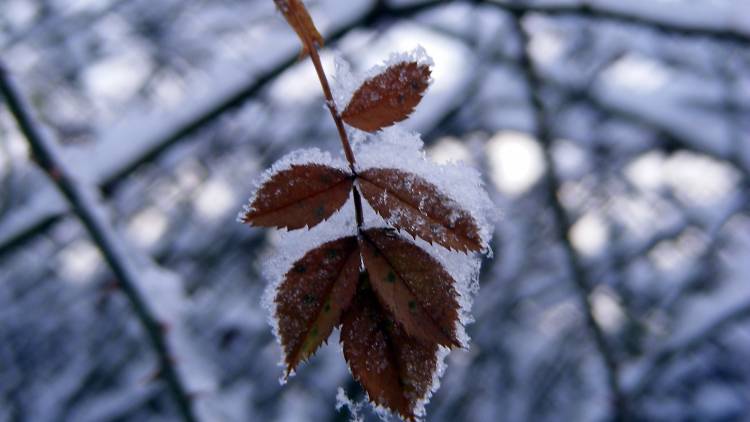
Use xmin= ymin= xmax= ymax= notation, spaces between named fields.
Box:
xmin=358 ymin=171 xmax=477 ymax=249
xmin=361 ymin=232 xmax=457 ymax=348
xmin=287 ymin=241 xmax=358 ymax=371
xmin=250 ymin=175 xmax=352 ymax=218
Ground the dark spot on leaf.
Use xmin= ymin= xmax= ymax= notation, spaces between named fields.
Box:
xmin=408 ymin=300 xmax=416 ymax=311
xmin=386 ymin=271 xmax=396 ymax=283
xmin=324 ymin=302 xmax=331 ymax=312
xmin=303 ymin=293 xmax=315 ymax=304
xmin=295 ymin=264 xmax=307 ymax=274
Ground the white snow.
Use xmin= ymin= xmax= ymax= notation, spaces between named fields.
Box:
xmin=58 ymin=238 xmax=102 ymax=283
xmin=332 ymin=45 xmax=434 ymax=112
xmin=486 ymin=130 xmax=546 ymax=196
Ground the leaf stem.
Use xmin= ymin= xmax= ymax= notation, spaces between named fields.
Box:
xmin=307 ymin=44 xmax=356 ymax=167
xmin=306 ymin=41 xmax=365 ymax=229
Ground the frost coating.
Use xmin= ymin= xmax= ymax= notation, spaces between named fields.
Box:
xmin=259 ymin=199 xmax=357 ymax=382
xmin=356 ymin=126 xmax=496 ymax=253
xmin=236 ymin=148 xmax=350 ymax=224
xmin=242 ymin=13 xmax=494 ymax=416
xmin=369 ymin=45 xmax=435 ymax=80
xmin=335 ymin=387 xmax=364 ymax=422
xmin=333 ymin=46 xmax=435 ymax=112
xmin=252 ymin=102 xmax=493 ymax=421
xmin=413 ymin=346 xmax=450 ymax=419
xmin=331 ymin=55 xmax=359 ymax=112
xmin=354 ymin=128 xmax=494 ymax=349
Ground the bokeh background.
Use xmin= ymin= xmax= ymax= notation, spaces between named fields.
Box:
xmin=1 ymin=0 xmax=750 ymax=421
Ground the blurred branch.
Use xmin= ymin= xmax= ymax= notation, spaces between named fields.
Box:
xmin=507 ymin=10 xmax=629 ymax=420
xmin=627 ymin=55 xmax=750 ymax=404
xmin=0 ymin=0 xmax=136 ymax=51
xmin=479 ymin=0 xmax=750 ymax=45
xmin=628 ymin=297 xmax=750 ymax=400
xmin=560 ymin=84 xmax=750 ymax=179
xmin=0 ymin=63 xmax=198 ymax=422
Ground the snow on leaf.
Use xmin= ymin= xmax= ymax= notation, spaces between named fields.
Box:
xmin=241 ymin=164 xmax=353 ymax=230
xmin=342 ymin=61 xmax=431 ymax=132
xmin=341 ymin=281 xmax=439 ymax=422
xmin=273 ymin=0 xmax=324 ymax=58
xmin=359 ymin=228 xmax=461 ymax=348
xmin=274 ymin=236 xmax=360 ymax=375
xmin=358 ymin=168 xmax=483 ymax=252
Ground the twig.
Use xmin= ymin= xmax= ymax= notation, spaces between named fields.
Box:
xmin=0 ymin=63 xmax=198 ymax=422
xmin=507 ymin=11 xmax=628 ymax=420
xmin=304 ymin=42 xmax=365 ymax=228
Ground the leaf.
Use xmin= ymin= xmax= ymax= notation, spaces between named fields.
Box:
xmin=341 ymin=283 xmax=439 ymax=422
xmin=359 ymin=228 xmax=461 ymax=348
xmin=273 ymin=0 xmax=324 ymax=57
xmin=241 ymin=164 xmax=353 ymax=230
xmin=342 ymin=61 xmax=431 ymax=132
xmin=275 ymin=236 xmax=360 ymax=375
xmin=358 ymin=168 xmax=483 ymax=252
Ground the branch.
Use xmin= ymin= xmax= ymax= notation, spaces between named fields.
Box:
xmin=626 ymin=55 xmax=750 ymax=403
xmin=480 ymin=0 xmax=750 ymax=45
xmin=627 ymin=295 xmax=750 ymax=400
xmin=507 ymin=11 xmax=629 ymax=420
xmin=0 ymin=63 xmax=198 ymax=422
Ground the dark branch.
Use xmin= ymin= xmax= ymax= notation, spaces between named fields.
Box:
xmin=507 ymin=10 xmax=629 ymax=420
xmin=0 ymin=63 xmax=198 ymax=422
xmin=480 ymin=0 xmax=750 ymax=45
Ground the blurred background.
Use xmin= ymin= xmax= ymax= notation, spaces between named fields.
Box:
xmin=1 ymin=0 xmax=750 ymax=421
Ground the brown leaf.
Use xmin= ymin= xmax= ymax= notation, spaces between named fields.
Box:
xmin=358 ymin=168 xmax=483 ymax=252
xmin=342 ymin=61 xmax=431 ymax=132
xmin=341 ymin=283 xmax=439 ymax=421
xmin=241 ymin=164 xmax=353 ymax=230
xmin=273 ymin=0 xmax=324 ymax=57
xmin=359 ymin=228 xmax=461 ymax=348
xmin=275 ymin=236 xmax=360 ymax=374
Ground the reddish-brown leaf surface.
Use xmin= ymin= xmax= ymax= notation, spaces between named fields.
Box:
xmin=358 ymin=168 xmax=483 ymax=252
xmin=359 ymin=228 xmax=460 ymax=348
xmin=275 ymin=236 xmax=360 ymax=374
xmin=241 ymin=164 xmax=353 ymax=230
xmin=273 ymin=0 xmax=324 ymax=57
xmin=342 ymin=61 xmax=431 ymax=132
xmin=341 ymin=283 xmax=439 ymax=421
